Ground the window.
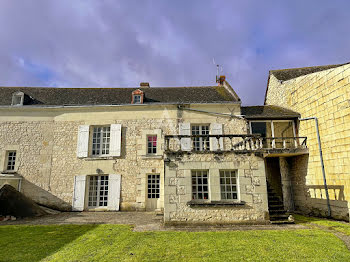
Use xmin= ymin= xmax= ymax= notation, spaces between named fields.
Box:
xmin=5 ymin=151 xmax=16 ymax=171
xmin=133 ymin=95 xmax=141 ymax=104
xmin=88 ymin=175 xmax=109 ymax=207
xmin=147 ymin=174 xmax=160 ymax=199
xmin=92 ymin=126 xmax=110 ymax=156
xmin=147 ymin=135 xmax=157 ymax=154
xmin=11 ymin=92 xmax=24 ymax=106
xmin=191 ymin=170 xmax=209 ymax=200
xmin=191 ymin=125 xmax=210 ymax=151
xmin=220 ymin=170 xmax=238 ymax=200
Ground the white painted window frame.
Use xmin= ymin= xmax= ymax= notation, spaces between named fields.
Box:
xmin=87 ymin=175 xmax=109 ymax=208
xmin=133 ymin=95 xmax=141 ymax=104
xmin=5 ymin=151 xmax=17 ymax=172
xmin=191 ymin=170 xmax=210 ymax=201
xmin=91 ymin=126 xmax=111 ymax=157
xmin=191 ymin=124 xmax=210 ymax=151
xmin=219 ymin=170 xmax=240 ymax=202
xmin=11 ymin=92 xmax=24 ymax=106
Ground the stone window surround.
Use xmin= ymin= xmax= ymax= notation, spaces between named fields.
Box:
xmin=183 ymin=166 xmax=242 ymax=204
xmin=0 ymin=145 xmax=20 ymax=173
xmin=138 ymin=129 xmax=163 ymax=158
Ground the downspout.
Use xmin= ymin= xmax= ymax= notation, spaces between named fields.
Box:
xmin=299 ymin=117 xmax=331 ymax=217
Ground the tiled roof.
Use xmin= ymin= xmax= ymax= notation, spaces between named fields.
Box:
xmin=270 ymin=62 xmax=349 ymax=82
xmin=241 ymin=105 xmax=300 ymax=119
xmin=0 ymin=86 xmax=239 ymax=106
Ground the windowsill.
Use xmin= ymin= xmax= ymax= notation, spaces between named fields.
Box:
xmin=187 ymin=200 xmax=245 ymax=207
xmin=81 ymin=156 xmax=117 ymax=161
xmin=141 ymin=155 xmax=163 ymax=159
xmin=1 ymin=170 xmax=17 ymax=174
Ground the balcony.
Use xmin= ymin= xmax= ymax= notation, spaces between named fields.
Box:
xmin=164 ymin=134 xmax=308 ymax=156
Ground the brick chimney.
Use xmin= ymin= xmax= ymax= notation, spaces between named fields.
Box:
xmin=140 ymin=82 xmax=150 ymax=88
xmin=218 ymin=75 xmax=226 ymax=86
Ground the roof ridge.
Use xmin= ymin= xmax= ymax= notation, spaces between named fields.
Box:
xmin=270 ymin=62 xmax=350 ymax=73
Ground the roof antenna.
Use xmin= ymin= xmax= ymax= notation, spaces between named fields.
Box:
xmin=213 ymin=58 xmax=220 ymax=83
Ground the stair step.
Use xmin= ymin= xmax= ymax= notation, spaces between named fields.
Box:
xmin=270 ymin=220 xmax=294 ymax=225
xmin=269 ymin=210 xmax=286 ymax=214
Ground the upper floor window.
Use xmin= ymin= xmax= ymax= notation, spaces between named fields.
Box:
xmin=147 ymin=135 xmax=157 ymax=155
xmin=6 ymin=151 xmax=17 ymax=171
xmin=133 ymin=95 xmax=141 ymax=104
xmin=92 ymin=126 xmax=111 ymax=156
xmin=191 ymin=125 xmax=210 ymax=151
xmin=220 ymin=170 xmax=238 ymax=200
xmin=12 ymin=92 xmax=24 ymax=106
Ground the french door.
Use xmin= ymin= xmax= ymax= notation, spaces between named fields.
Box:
xmin=88 ymin=175 xmax=109 ymax=208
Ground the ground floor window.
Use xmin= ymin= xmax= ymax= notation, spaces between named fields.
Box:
xmin=191 ymin=170 xmax=209 ymax=200
xmin=147 ymin=174 xmax=160 ymax=199
xmin=220 ymin=170 xmax=238 ymax=200
xmin=88 ymin=175 xmax=109 ymax=207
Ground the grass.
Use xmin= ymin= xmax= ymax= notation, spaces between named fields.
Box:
xmin=1 ymin=223 xmax=350 ymax=261
xmin=294 ymin=214 xmax=350 ymax=235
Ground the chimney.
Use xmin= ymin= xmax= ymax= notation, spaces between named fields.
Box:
xmin=218 ymin=75 xmax=226 ymax=86
xmin=140 ymin=82 xmax=150 ymax=88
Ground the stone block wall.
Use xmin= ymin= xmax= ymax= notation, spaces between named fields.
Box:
xmin=266 ymin=64 xmax=350 ymax=220
xmin=164 ymin=153 xmax=269 ymax=223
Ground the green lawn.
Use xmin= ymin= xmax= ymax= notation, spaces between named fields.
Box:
xmin=0 ymin=223 xmax=349 ymax=262
xmin=294 ymin=214 xmax=350 ymax=235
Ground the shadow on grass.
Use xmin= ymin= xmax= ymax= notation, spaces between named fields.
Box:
xmin=0 ymin=224 xmax=98 ymax=262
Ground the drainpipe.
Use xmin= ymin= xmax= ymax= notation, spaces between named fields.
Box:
xmin=299 ymin=117 xmax=331 ymax=217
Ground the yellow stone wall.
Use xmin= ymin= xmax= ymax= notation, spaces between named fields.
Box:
xmin=266 ymin=64 xmax=350 ymax=219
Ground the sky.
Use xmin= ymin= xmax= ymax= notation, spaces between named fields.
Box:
xmin=0 ymin=1 xmax=349 ymax=105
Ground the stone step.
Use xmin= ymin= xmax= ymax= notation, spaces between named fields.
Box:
xmin=270 ymin=220 xmax=294 ymax=225
xmin=269 ymin=214 xmax=289 ymax=221
xmin=268 ymin=204 xmax=284 ymax=210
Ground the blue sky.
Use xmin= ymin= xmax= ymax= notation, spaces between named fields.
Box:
xmin=0 ymin=1 xmax=349 ymax=105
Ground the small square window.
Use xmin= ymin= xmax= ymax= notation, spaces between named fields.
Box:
xmin=12 ymin=92 xmax=24 ymax=106
xmin=133 ymin=95 xmax=141 ymax=104
xmin=147 ymin=135 xmax=157 ymax=154
xmin=6 ymin=151 xmax=17 ymax=171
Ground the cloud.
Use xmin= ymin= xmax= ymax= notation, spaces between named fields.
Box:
xmin=0 ymin=0 xmax=349 ymax=104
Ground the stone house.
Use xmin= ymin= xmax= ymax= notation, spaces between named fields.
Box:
xmin=265 ymin=62 xmax=350 ymax=220
xmin=0 ymin=77 xmax=307 ymax=224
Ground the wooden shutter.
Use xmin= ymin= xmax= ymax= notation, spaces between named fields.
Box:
xmin=109 ymin=124 xmax=122 ymax=157
xmin=179 ymin=122 xmax=191 ymax=151
xmin=210 ymin=123 xmax=224 ymax=151
xmin=77 ymin=125 xmax=89 ymax=158
xmin=72 ymin=175 xmax=86 ymax=211
xmin=108 ymin=174 xmax=121 ymax=211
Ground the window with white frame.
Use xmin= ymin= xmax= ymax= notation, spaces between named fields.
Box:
xmin=88 ymin=175 xmax=109 ymax=207
xmin=191 ymin=125 xmax=210 ymax=151
xmin=133 ymin=95 xmax=141 ymax=104
xmin=220 ymin=170 xmax=238 ymax=200
xmin=5 ymin=151 xmax=17 ymax=171
xmin=191 ymin=170 xmax=209 ymax=200
xmin=11 ymin=92 xmax=24 ymax=106
xmin=92 ymin=126 xmax=111 ymax=156
xmin=147 ymin=135 xmax=157 ymax=154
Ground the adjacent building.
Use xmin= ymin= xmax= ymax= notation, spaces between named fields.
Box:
xmin=265 ymin=62 xmax=350 ymax=220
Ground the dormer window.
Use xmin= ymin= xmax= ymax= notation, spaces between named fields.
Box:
xmin=12 ymin=92 xmax=24 ymax=106
xmin=133 ymin=95 xmax=141 ymax=104
xmin=131 ymin=89 xmax=144 ymax=104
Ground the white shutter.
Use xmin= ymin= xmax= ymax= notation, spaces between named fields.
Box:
xmin=108 ymin=174 xmax=121 ymax=211
xmin=77 ymin=125 xmax=89 ymax=158
xmin=72 ymin=175 xmax=86 ymax=211
xmin=179 ymin=122 xmax=191 ymax=151
xmin=210 ymin=123 xmax=224 ymax=151
xmin=109 ymin=124 xmax=122 ymax=157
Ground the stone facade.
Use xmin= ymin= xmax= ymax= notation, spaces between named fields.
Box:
xmin=0 ymin=103 xmax=271 ymax=223
xmin=266 ymin=63 xmax=350 ymax=220
xmin=164 ymin=153 xmax=269 ymax=223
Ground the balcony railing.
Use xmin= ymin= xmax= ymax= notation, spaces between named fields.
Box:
xmin=164 ymin=134 xmax=307 ymax=154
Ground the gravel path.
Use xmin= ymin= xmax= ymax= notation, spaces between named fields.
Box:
xmin=0 ymin=212 xmax=308 ymax=232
